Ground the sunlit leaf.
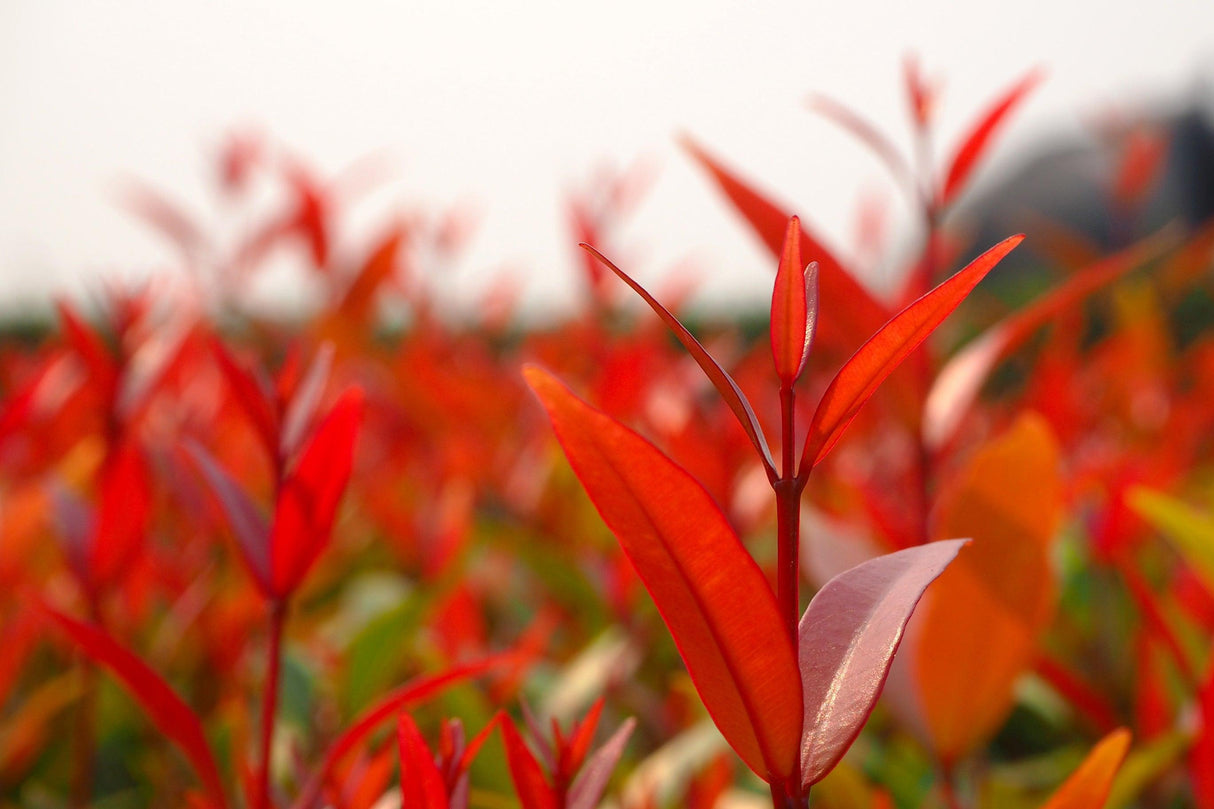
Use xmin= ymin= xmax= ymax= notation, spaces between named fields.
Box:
xmin=397 ymin=713 xmax=449 ymax=809
xmin=525 ymin=365 xmax=801 ymax=782
xmin=801 ymin=235 xmax=1023 ymax=471
xmin=770 ymin=216 xmax=814 ymax=386
xmin=1039 ymin=729 xmax=1131 ymax=809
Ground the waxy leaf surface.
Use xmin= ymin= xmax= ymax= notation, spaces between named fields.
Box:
xmin=801 ymin=235 xmax=1023 ymax=471
xmin=798 ymin=540 xmax=966 ymax=788
xmin=770 ymin=216 xmax=813 ymax=385
xmin=525 ymin=366 xmax=802 ymax=782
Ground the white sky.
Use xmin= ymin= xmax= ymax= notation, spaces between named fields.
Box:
xmin=1 ymin=1 xmax=1212 ymax=320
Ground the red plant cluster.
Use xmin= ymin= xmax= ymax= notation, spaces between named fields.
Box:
xmin=2 ymin=62 xmax=1213 ymax=809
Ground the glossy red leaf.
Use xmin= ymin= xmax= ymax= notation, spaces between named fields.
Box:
xmin=568 ymin=718 xmax=636 ymax=809
xmin=680 ymin=136 xmax=891 ymax=354
xmin=797 ymin=540 xmax=965 ymax=787
xmin=40 ymin=606 xmax=227 ymax=807
xmin=800 ymin=235 xmax=1023 ymax=472
xmin=184 ymin=440 xmax=272 ymax=594
xmin=922 ymin=229 xmax=1174 ymax=448
xmin=525 ymin=366 xmax=802 ymax=782
xmin=397 ymin=713 xmax=449 ymax=809
xmin=502 ymin=717 xmax=559 ymax=809
xmin=770 ymin=217 xmax=814 ymax=385
xmin=940 ymin=69 xmax=1044 ymax=205
xmin=580 ymin=245 xmax=777 ymax=480
xmin=270 ymin=386 xmax=363 ymax=597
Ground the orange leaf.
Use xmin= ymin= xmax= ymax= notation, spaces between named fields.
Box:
xmin=1039 ymin=728 xmax=1131 ymax=809
xmin=906 ymin=415 xmax=1062 ymax=766
xmin=525 ymin=366 xmax=802 ymax=782
xmin=800 ymin=236 xmax=1023 ymax=471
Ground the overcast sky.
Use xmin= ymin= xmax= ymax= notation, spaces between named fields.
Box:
xmin=1 ymin=1 xmax=1212 ymax=319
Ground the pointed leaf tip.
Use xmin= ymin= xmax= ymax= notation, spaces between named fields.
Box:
xmin=771 ymin=216 xmax=810 ymax=385
xmin=798 ymin=539 xmax=967 ymax=787
xmin=800 ymin=234 xmax=1023 ymax=472
xmin=1039 ymin=728 xmax=1131 ymax=809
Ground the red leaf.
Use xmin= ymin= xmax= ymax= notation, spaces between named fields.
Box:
xmin=270 ymin=387 xmax=363 ymax=597
xmin=291 ymin=655 xmax=511 ymax=809
xmin=525 ymin=366 xmax=802 ymax=782
xmin=184 ymin=440 xmax=273 ymax=595
xmin=210 ymin=339 xmax=279 ymax=459
xmin=940 ymin=69 xmax=1044 ymax=205
xmin=922 ymin=229 xmax=1175 ymax=449
xmin=56 ymin=300 xmax=117 ymax=399
xmin=502 ymin=717 xmax=559 ymax=809
xmin=680 ymin=137 xmax=891 ymax=355
xmin=90 ymin=443 xmax=152 ymax=587
xmin=279 ymin=342 xmax=335 ymax=462
xmin=397 ymin=713 xmax=449 ymax=809
xmin=580 ymin=245 xmax=777 ymax=480
xmin=40 ymin=606 xmax=227 ymax=807
xmin=770 ymin=217 xmax=814 ymax=385
xmin=797 ymin=540 xmax=966 ymax=788
xmin=800 ymin=235 xmax=1023 ymax=471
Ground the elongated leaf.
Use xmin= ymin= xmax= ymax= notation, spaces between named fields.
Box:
xmin=580 ymin=245 xmax=777 ymax=480
xmin=1129 ymin=488 xmax=1214 ymax=595
xmin=290 ymin=655 xmax=510 ymax=809
xmin=798 ymin=540 xmax=966 ymax=788
xmin=525 ymin=366 xmax=801 ymax=782
xmin=941 ymin=69 xmax=1044 ymax=204
xmin=40 ymin=606 xmax=227 ymax=807
xmin=397 ymin=713 xmax=449 ymax=809
xmin=800 ymin=235 xmax=1022 ymax=472
xmin=905 ymin=415 xmax=1061 ymax=766
xmin=807 ymin=95 xmax=916 ymax=198
xmin=270 ymin=387 xmax=364 ymax=596
xmin=210 ymin=339 xmax=278 ymax=458
xmin=90 ymin=442 xmax=152 ymax=587
xmin=770 ymin=216 xmax=812 ymax=385
xmin=680 ymin=137 xmax=890 ymax=354
xmin=923 ymin=230 xmax=1175 ymax=448
xmin=502 ymin=717 xmax=559 ymax=809
xmin=569 ymin=718 xmax=636 ymax=809
xmin=1040 ymin=728 xmax=1131 ymax=809
xmin=184 ymin=440 xmax=272 ymax=594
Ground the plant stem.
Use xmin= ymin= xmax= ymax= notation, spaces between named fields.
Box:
xmin=257 ymin=599 xmax=287 ymax=809
xmin=72 ymin=595 xmax=105 ymax=809
xmin=775 ymin=385 xmax=801 ymax=643
xmin=939 ymin=765 xmax=964 ymax=809
xmin=770 ymin=781 xmax=809 ymax=809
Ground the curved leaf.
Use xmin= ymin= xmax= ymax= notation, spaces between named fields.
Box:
xmin=397 ymin=713 xmax=449 ymax=809
xmin=525 ymin=366 xmax=802 ymax=782
xmin=798 ymin=540 xmax=966 ymax=788
xmin=580 ymin=245 xmax=777 ymax=480
xmin=40 ymin=606 xmax=227 ymax=808
xmin=923 ymin=230 xmax=1175 ymax=448
xmin=680 ymin=136 xmax=890 ymax=355
xmin=1040 ymin=728 xmax=1131 ymax=809
xmin=502 ymin=717 xmax=559 ymax=809
xmin=801 ymin=235 xmax=1022 ymax=471
xmin=770 ymin=216 xmax=813 ymax=385
xmin=941 ymin=69 xmax=1044 ymax=205
xmin=569 ymin=718 xmax=636 ymax=809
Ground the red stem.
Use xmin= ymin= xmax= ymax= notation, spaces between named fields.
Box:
xmin=775 ymin=386 xmax=801 ymax=643
xmin=939 ymin=765 xmax=964 ymax=809
xmin=257 ymin=599 xmax=287 ymax=809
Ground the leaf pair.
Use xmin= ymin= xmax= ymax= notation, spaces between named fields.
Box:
xmin=189 ymin=343 xmax=364 ymax=599
xmin=580 ymin=230 xmax=1022 ymax=482
xmin=500 ymin=700 xmax=636 ymax=809
xmin=396 ymin=714 xmax=499 ymax=809
xmin=525 ymin=367 xmax=964 ymax=790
